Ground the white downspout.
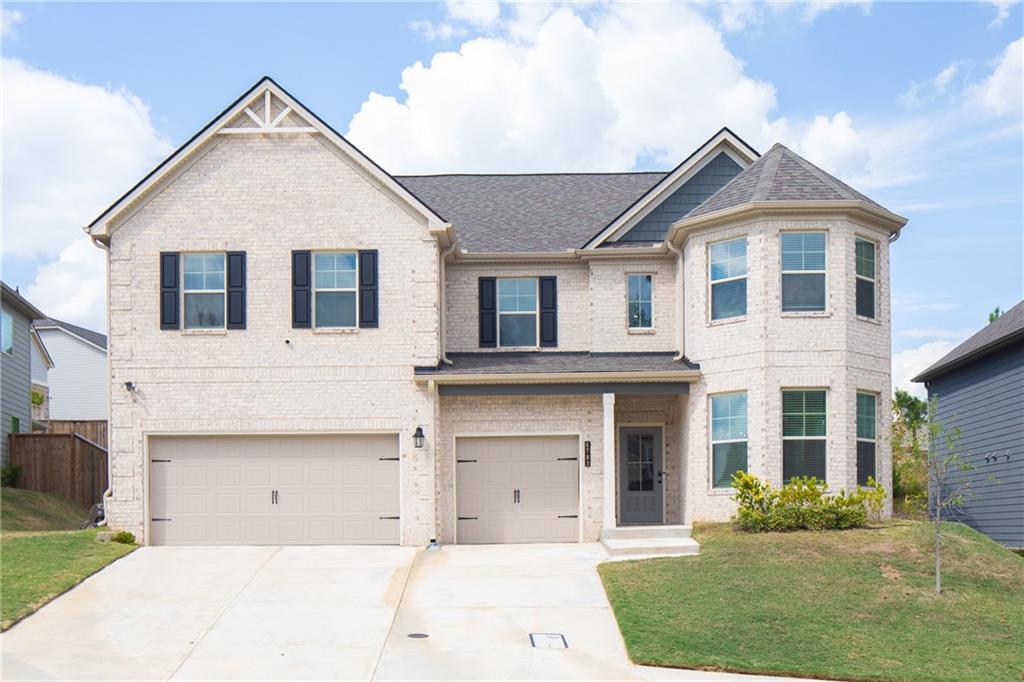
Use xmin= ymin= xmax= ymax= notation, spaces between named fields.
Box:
xmin=666 ymin=239 xmax=685 ymax=361
xmin=90 ymin=235 xmax=114 ymax=526
xmin=438 ymin=242 xmax=457 ymax=365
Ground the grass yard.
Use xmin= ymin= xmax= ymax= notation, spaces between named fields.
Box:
xmin=599 ymin=521 xmax=1024 ymax=682
xmin=1 ymin=487 xmax=135 ymax=630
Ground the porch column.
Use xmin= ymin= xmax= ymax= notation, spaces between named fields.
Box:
xmin=602 ymin=392 xmax=616 ymax=531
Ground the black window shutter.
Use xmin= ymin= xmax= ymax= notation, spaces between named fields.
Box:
xmin=539 ymin=276 xmax=558 ymax=347
xmin=226 ymin=251 xmax=246 ymax=329
xmin=292 ymin=251 xmax=312 ymax=328
xmin=159 ymin=252 xmax=180 ymax=330
xmin=358 ymin=250 xmax=379 ymax=328
xmin=479 ymin=277 xmax=497 ymax=348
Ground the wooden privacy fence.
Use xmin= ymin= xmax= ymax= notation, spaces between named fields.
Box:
xmin=46 ymin=420 xmax=108 ymax=448
xmin=9 ymin=433 xmax=108 ymax=508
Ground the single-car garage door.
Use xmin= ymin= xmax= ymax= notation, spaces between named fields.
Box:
xmin=149 ymin=435 xmax=399 ymax=546
xmin=456 ymin=435 xmax=579 ymax=544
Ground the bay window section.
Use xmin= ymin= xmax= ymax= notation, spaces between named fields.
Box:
xmin=183 ymin=253 xmax=226 ymax=329
xmin=709 ymin=238 xmax=747 ymax=320
xmin=782 ymin=389 xmax=827 ymax=483
xmin=857 ymin=392 xmax=877 ymax=486
xmin=711 ymin=392 xmax=748 ymax=488
xmin=498 ymin=278 xmax=538 ymax=347
xmin=314 ymin=252 xmax=358 ymax=328
xmin=781 ymin=232 xmax=826 ymax=312
xmin=627 ymin=274 xmax=653 ymax=329
xmin=855 ymin=238 xmax=876 ymax=319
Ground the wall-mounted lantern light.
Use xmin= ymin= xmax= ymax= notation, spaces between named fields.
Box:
xmin=413 ymin=426 xmax=425 ymax=449
xmin=124 ymin=381 xmax=136 ymax=393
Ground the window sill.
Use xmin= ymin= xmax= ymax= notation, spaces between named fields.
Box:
xmin=627 ymin=327 xmax=656 ymax=335
xmin=857 ymin=315 xmax=881 ymax=326
xmin=312 ymin=327 xmax=359 ymax=335
xmin=181 ymin=329 xmax=227 ymax=336
xmin=709 ymin=315 xmax=746 ymax=327
xmin=781 ymin=311 xmax=831 ymax=318
xmin=496 ymin=346 xmax=540 ymax=352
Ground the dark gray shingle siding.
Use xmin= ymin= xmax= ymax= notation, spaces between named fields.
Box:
xmin=928 ymin=342 xmax=1024 ymax=548
xmin=620 ymin=153 xmax=742 ymax=242
xmin=915 ymin=300 xmax=1024 ymax=382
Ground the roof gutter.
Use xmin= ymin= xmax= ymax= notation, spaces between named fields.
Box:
xmin=414 ymin=369 xmax=701 ymax=384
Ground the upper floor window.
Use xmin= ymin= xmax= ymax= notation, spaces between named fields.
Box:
xmin=498 ymin=278 xmax=538 ymax=347
xmin=627 ymin=274 xmax=653 ymax=329
xmin=711 ymin=392 xmax=748 ymax=488
xmin=1 ymin=311 xmax=12 ymax=355
xmin=855 ymin=238 xmax=876 ymax=319
xmin=856 ymin=392 xmax=877 ymax=486
xmin=781 ymin=232 xmax=826 ymax=312
xmin=314 ymin=252 xmax=358 ymax=328
xmin=782 ymin=389 xmax=827 ymax=483
xmin=709 ymin=238 xmax=747 ymax=320
xmin=183 ymin=253 xmax=226 ymax=329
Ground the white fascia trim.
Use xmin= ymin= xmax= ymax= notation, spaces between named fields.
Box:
xmin=86 ymin=78 xmax=447 ymax=241
xmin=29 ymin=329 xmax=55 ymax=368
xmin=35 ymin=325 xmax=108 ymax=355
xmin=583 ymin=130 xmax=759 ymax=250
xmin=415 ymin=370 xmax=701 ymax=384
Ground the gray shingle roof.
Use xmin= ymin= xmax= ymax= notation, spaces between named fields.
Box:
xmin=913 ymin=300 xmax=1024 ymax=383
xmin=1 ymin=281 xmax=46 ymax=321
xmin=33 ymin=317 xmax=108 ymax=350
xmin=396 ymin=173 xmax=666 ymax=253
xmin=415 ymin=352 xmax=698 ymax=375
xmin=687 ymin=143 xmax=883 ymax=218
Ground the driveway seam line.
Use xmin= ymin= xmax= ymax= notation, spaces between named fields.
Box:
xmin=164 ymin=546 xmax=283 ymax=681
xmin=369 ymin=547 xmax=422 ymax=681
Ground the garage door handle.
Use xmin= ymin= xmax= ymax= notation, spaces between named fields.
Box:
xmin=514 ymin=489 xmax=520 ymax=504
xmin=557 ymin=457 xmax=578 ymax=461
xmin=458 ymin=516 xmax=478 ymax=521
xmin=557 ymin=515 xmax=578 ymax=519
xmin=379 ymin=516 xmax=400 ymax=520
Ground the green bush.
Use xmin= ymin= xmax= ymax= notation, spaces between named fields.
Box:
xmin=1 ymin=463 xmax=24 ymax=488
xmin=731 ymin=472 xmax=878 ymax=532
xmin=111 ymin=530 xmax=136 ymax=545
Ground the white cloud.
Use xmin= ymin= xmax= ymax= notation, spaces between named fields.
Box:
xmin=892 ymin=294 xmax=961 ymax=314
xmin=934 ymin=62 xmax=959 ymax=93
xmin=900 ymin=327 xmax=975 ymax=340
xmin=24 ymin=238 xmax=106 ymax=331
xmin=1 ymin=8 xmax=23 ymax=38
xmin=712 ymin=1 xmax=871 ymax=32
xmin=797 ymin=0 xmax=872 ymax=23
xmin=794 ymin=111 xmax=870 ymax=179
xmin=445 ymin=0 xmax=500 ymax=27
xmin=969 ymin=37 xmax=1023 ymax=117
xmin=892 ymin=341 xmax=957 ymax=398
xmin=988 ymin=0 xmax=1019 ymax=28
xmin=353 ymin=4 xmax=780 ymax=173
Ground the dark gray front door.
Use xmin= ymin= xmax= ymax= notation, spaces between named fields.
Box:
xmin=618 ymin=427 xmax=664 ymax=524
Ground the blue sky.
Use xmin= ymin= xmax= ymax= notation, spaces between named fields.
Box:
xmin=1 ymin=1 xmax=1021 ymax=395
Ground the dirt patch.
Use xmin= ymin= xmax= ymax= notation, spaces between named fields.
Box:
xmin=879 ymin=563 xmax=901 ymax=581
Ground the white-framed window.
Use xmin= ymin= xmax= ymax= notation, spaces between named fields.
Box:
xmin=1 ymin=311 xmax=12 ymax=355
xmin=709 ymin=238 xmax=747 ymax=320
xmin=855 ymin=237 xmax=876 ymax=319
xmin=627 ymin=274 xmax=653 ymax=329
xmin=781 ymin=232 xmax=827 ymax=312
xmin=314 ymin=252 xmax=359 ymax=328
xmin=782 ymin=389 xmax=827 ymax=483
xmin=182 ymin=253 xmax=226 ymax=329
xmin=497 ymin=277 xmax=538 ymax=347
xmin=856 ymin=392 xmax=877 ymax=486
xmin=711 ymin=392 xmax=748 ymax=488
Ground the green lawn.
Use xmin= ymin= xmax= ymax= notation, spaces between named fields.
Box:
xmin=1 ymin=488 xmax=135 ymax=630
xmin=599 ymin=521 xmax=1024 ymax=682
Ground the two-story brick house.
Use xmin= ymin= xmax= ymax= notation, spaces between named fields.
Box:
xmin=86 ymin=78 xmax=905 ymax=548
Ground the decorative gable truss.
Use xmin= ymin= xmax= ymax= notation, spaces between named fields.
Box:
xmin=219 ymin=90 xmax=317 ymax=134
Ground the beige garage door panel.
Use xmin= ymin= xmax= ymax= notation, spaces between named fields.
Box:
xmin=150 ymin=435 xmax=399 ymax=546
xmin=456 ymin=436 xmax=579 ymax=544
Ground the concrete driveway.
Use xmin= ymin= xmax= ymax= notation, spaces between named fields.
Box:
xmin=2 ymin=543 xmax=808 ymax=681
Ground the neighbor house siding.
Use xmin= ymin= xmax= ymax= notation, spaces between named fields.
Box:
xmin=35 ymin=328 xmax=108 ymax=421
xmin=1 ymin=303 xmax=32 ymax=464
xmin=927 ymin=342 xmax=1024 ymax=548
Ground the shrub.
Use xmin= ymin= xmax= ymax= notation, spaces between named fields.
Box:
xmin=112 ymin=530 xmax=136 ymax=545
xmin=1 ymin=463 xmax=24 ymax=488
xmin=30 ymin=390 xmax=45 ymax=407
xmin=730 ymin=472 xmax=879 ymax=533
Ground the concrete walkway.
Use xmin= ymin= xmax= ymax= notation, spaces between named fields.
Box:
xmin=1 ymin=543 xmax=812 ymax=681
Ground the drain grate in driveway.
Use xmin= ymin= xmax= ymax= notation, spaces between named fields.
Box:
xmin=407 ymin=633 xmax=429 ymax=639
xmin=529 ymin=633 xmax=568 ymax=649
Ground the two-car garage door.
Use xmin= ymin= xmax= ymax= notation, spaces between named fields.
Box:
xmin=149 ymin=435 xmax=399 ymax=546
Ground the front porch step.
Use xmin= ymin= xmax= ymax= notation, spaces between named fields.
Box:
xmin=601 ymin=536 xmax=701 ymax=559
xmin=601 ymin=524 xmax=692 ymax=540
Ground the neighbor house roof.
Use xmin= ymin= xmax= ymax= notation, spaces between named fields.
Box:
xmin=913 ymin=300 xmax=1024 ymax=383
xmin=687 ymin=143 xmax=884 ymax=218
xmin=33 ymin=317 xmax=108 ymax=351
xmin=396 ymin=173 xmax=666 ymax=253
xmin=415 ymin=351 xmax=699 ymax=377
xmin=1 ymin=281 xmax=46 ymax=320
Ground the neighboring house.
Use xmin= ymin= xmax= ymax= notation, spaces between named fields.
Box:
xmin=1 ymin=282 xmax=47 ymax=465
xmin=31 ymin=318 xmax=108 ymax=422
xmin=29 ymin=325 xmax=55 ymax=428
xmin=86 ymin=77 xmax=905 ymax=546
xmin=913 ymin=300 xmax=1023 ymax=549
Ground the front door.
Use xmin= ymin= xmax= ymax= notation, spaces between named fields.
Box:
xmin=618 ymin=427 xmax=664 ymax=524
